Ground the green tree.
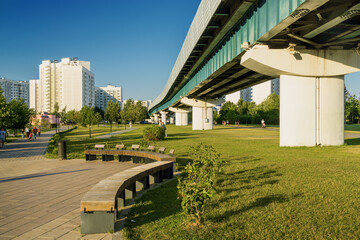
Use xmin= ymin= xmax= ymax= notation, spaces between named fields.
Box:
xmin=121 ymin=99 xmax=136 ymax=123
xmin=256 ymin=93 xmax=280 ymax=125
xmin=104 ymin=101 xmax=121 ymax=132
xmin=7 ymin=99 xmax=31 ymax=133
xmin=80 ymin=106 xmax=97 ymax=138
xmin=0 ymin=86 xmax=10 ymax=129
xmin=345 ymin=88 xmax=359 ymax=123
xmin=134 ymin=101 xmax=147 ymax=121
xmin=94 ymin=112 xmax=103 ymax=126
xmin=65 ymin=110 xmax=81 ymax=124
xmin=219 ymin=101 xmax=239 ymax=124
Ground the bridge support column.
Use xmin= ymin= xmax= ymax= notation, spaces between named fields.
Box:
xmin=153 ymin=114 xmax=159 ymax=124
xmin=169 ymin=115 xmax=175 ymax=124
xmin=169 ymin=107 xmax=190 ymax=126
xmin=160 ymin=111 xmax=167 ymax=124
xmin=241 ymin=45 xmax=360 ymax=146
xmin=280 ymin=75 xmax=344 ymax=146
xmin=180 ymin=97 xmax=224 ymax=130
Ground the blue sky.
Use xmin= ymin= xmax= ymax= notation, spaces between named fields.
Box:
xmin=1 ymin=0 xmax=359 ymax=101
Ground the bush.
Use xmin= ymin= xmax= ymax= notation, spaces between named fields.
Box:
xmin=177 ymin=143 xmax=224 ymax=225
xmin=143 ymin=125 xmax=165 ymax=141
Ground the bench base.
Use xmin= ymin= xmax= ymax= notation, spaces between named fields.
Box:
xmin=81 ymin=211 xmax=115 ymax=234
xmin=86 ymin=154 xmax=97 ymax=161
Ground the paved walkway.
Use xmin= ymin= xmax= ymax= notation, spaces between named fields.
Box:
xmin=94 ymin=128 xmax=137 ymax=139
xmin=0 ymin=129 xmax=136 ymax=239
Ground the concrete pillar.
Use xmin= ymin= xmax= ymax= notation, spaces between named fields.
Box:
xmin=192 ymin=106 xmax=213 ymax=130
xmin=180 ymin=97 xmax=225 ymax=130
xmin=153 ymin=114 xmax=159 ymax=124
xmin=169 ymin=107 xmax=190 ymax=126
xmin=241 ymin=45 xmax=360 ymax=146
xmin=160 ymin=111 xmax=167 ymax=124
xmin=175 ymin=112 xmax=188 ymax=126
xmin=280 ymin=75 xmax=344 ymax=146
xmin=169 ymin=115 xmax=175 ymax=124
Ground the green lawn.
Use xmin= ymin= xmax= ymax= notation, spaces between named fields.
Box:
xmin=121 ymin=125 xmax=360 ymax=239
xmin=46 ymin=124 xmax=360 ymax=239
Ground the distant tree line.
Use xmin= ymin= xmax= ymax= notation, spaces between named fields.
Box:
xmin=215 ymin=93 xmax=280 ymax=125
xmin=61 ymin=98 xmax=148 ymax=137
xmin=345 ymin=87 xmax=360 ymax=124
xmin=0 ymin=87 xmax=32 ymax=133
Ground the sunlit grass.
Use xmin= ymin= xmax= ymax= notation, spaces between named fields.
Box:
xmin=44 ymin=124 xmax=360 ymax=238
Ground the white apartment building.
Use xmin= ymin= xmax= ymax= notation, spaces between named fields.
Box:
xmin=252 ymin=78 xmax=279 ymax=104
xmin=30 ymin=57 xmax=95 ymax=112
xmin=0 ymin=77 xmax=29 ymax=106
xmin=225 ymin=78 xmax=279 ymax=104
xmin=95 ymin=84 xmax=122 ymax=111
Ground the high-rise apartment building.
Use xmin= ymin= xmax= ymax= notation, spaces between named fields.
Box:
xmin=30 ymin=57 xmax=95 ymax=112
xmin=225 ymin=78 xmax=279 ymax=105
xmin=0 ymin=77 xmax=29 ymax=106
xmin=251 ymin=78 xmax=279 ymax=104
xmin=95 ymin=84 xmax=122 ymax=111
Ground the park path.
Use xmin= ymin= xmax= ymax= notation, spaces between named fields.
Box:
xmin=0 ymin=128 xmax=137 ymax=239
xmin=94 ymin=128 xmax=137 ymax=139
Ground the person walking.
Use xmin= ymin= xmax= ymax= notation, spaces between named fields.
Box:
xmin=261 ymin=119 xmax=266 ymax=128
xmin=159 ymin=120 xmax=167 ymax=137
xmin=25 ymin=127 xmax=29 ymax=138
xmin=38 ymin=127 xmax=41 ymax=136
xmin=21 ymin=129 xmax=25 ymax=139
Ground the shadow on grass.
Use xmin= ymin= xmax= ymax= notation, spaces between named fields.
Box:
xmin=345 ymin=138 xmax=360 ymax=146
xmin=122 ymin=180 xmax=181 ymax=233
xmin=209 ymin=194 xmax=289 ymax=222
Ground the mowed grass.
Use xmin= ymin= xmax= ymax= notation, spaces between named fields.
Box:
xmin=120 ymin=125 xmax=360 ymax=240
xmin=45 ymin=124 xmax=360 ymax=238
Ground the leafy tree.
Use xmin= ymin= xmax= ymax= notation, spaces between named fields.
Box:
xmin=94 ymin=112 xmax=103 ymax=126
xmin=51 ymin=102 xmax=60 ymax=116
xmin=345 ymin=88 xmax=359 ymax=123
xmin=0 ymin=86 xmax=10 ymax=129
xmin=121 ymin=99 xmax=136 ymax=123
xmin=65 ymin=110 xmax=81 ymax=124
xmin=60 ymin=106 xmax=67 ymax=123
xmin=7 ymin=99 xmax=31 ymax=133
xmin=134 ymin=101 xmax=147 ymax=121
xmin=219 ymin=101 xmax=239 ymax=124
xmin=104 ymin=101 xmax=121 ymax=132
xmin=256 ymin=93 xmax=280 ymax=125
xmin=94 ymin=106 xmax=105 ymax=118
xmin=80 ymin=106 xmax=97 ymax=138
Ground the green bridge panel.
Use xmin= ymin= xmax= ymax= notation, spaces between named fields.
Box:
xmin=150 ymin=0 xmax=305 ymax=115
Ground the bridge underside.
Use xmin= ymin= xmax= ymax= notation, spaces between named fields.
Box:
xmin=153 ymin=0 xmax=359 ymax=111
xmin=150 ymin=0 xmax=360 ymax=145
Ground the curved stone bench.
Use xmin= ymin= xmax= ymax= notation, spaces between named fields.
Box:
xmin=80 ymin=161 xmax=174 ymax=234
xmin=85 ymin=149 xmax=176 ymax=163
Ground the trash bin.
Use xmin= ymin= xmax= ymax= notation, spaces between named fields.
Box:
xmin=58 ymin=140 xmax=67 ymax=159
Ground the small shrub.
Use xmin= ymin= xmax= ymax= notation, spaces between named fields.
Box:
xmin=177 ymin=143 xmax=224 ymax=225
xmin=143 ymin=126 xmax=165 ymax=141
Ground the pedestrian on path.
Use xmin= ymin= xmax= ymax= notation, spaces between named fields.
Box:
xmin=28 ymin=132 xmax=32 ymax=141
xmin=21 ymin=129 xmax=24 ymax=139
xmin=159 ymin=120 xmax=167 ymax=137
xmin=25 ymin=127 xmax=29 ymax=138
xmin=38 ymin=127 xmax=41 ymax=136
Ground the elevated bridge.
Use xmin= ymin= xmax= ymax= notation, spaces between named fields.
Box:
xmin=149 ymin=0 xmax=360 ymax=146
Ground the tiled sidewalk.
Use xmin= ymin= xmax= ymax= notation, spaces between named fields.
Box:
xmin=0 ymin=129 xmax=136 ymax=239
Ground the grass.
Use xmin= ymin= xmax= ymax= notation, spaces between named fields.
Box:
xmin=120 ymin=125 xmax=360 ymax=239
xmin=45 ymin=124 xmax=360 ymax=238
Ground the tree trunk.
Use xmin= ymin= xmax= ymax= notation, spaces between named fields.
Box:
xmin=89 ymin=124 xmax=91 ymax=138
xmin=110 ymin=122 xmax=112 ymax=132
